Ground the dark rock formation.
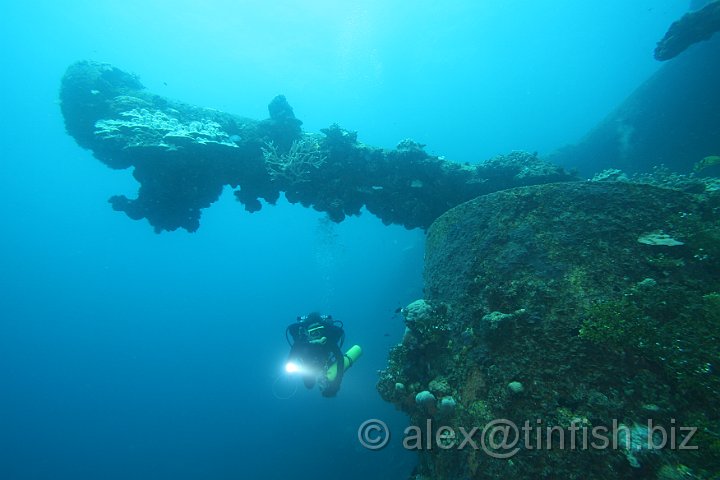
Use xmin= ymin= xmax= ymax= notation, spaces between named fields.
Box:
xmin=59 ymin=61 xmax=575 ymax=232
xmin=655 ymin=0 xmax=720 ymax=61
xmin=378 ymin=180 xmax=720 ymax=479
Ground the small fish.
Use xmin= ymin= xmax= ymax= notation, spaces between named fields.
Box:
xmin=694 ymin=155 xmax=720 ymax=172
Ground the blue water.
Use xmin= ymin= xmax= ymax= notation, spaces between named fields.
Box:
xmin=0 ymin=1 xmax=688 ymax=479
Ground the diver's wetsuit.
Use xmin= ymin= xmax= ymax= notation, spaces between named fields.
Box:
xmin=286 ymin=313 xmax=346 ymax=397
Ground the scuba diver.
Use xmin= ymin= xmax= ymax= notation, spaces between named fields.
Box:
xmin=284 ymin=312 xmax=362 ymax=397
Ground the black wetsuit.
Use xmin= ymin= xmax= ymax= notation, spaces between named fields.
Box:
xmin=286 ymin=314 xmax=345 ymax=397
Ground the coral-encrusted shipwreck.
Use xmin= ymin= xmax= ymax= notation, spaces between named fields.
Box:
xmin=59 ymin=60 xmax=574 ymax=233
xmin=378 ymin=181 xmax=720 ymax=479
xmin=60 ymin=61 xmax=720 ymax=478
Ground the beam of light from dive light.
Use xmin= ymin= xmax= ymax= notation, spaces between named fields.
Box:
xmin=285 ymin=361 xmax=301 ymax=374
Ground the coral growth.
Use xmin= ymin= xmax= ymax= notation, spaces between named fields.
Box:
xmin=379 ymin=181 xmax=720 ymax=479
xmin=262 ymin=136 xmax=326 ymax=183
xmin=60 ymin=61 xmax=576 ymax=232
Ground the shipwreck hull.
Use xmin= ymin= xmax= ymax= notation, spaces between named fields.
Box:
xmin=548 ymin=37 xmax=720 ymax=177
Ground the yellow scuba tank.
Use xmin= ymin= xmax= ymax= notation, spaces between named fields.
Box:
xmin=326 ymin=345 xmax=362 ymax=382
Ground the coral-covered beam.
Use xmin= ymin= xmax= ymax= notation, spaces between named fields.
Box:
xmin=60 ymin=61 xmax=575 ymax=233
